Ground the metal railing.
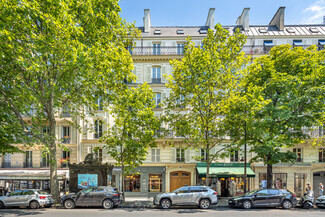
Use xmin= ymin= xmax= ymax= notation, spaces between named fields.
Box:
xmin=40 ymin=161 xmax=50 ymax=168
xmin=61 ymin=137 xmax=70 ymax=144
xmin=128 ymin=45 xmax=324 ymax=56
xmin=23 ymin=162 xmax=33 ymax=168
xmin=2 ymin=162 xmax=11 ymax=168
xmin=151 ymin=78 xmax=162 ymax=83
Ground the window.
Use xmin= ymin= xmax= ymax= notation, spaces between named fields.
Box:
xmin=200 ymin=149 xmax=207 ymax=162
xmin=293 ymin=148 xmax=302 ymax=162
xmin=263 ymin=40 xmax=274 ymax=46
xmin=319 ymin=40 xmax=325 ymax=50
xmin=25 ymin=151 xmax=33 ymax=168
xmin=319 ymin=148 xmax=325 ymax=162
xmin=190 ymin=186 xmax=207 ymax=192
xmin=2 ymin=153 xmax=11 ymax=168
xmin=22 ymin=190 xmax=35 ymax=195
xmin=94 ymin=120 xmax=103 ymax=139
xmin=151 ymin=149 xmax=160 ymax=162
xmin=152 ymin=67 xmax=161 ymax=83
xmin=257 ymin=189 xmax=268 ymax=196
xmin=175 ymin=186 xmax=189 ymax=193
xmin=177 ymin=43 xmax=184 ymax=55
xmin=199 ymin=29 xmax=207 ymax=34
xmin=124 ymin=175 xmax=140 ymax=192
xmin=95 ymin=96 xmax=103 ymax=111
xmin=62 ymin=105 xmax=71 ymax=117
xmin=153 ymin=43 xmax=161 ymax=55
xmin=259 ymin=173 xmax=287 ymax=189
xmin=148 ymin=174 xmax=162 ymax=192
xmin=9 ymin=190 xmax=22 ymax=196
xmin=96 ymin=148 xmax=103 ymax=162
xmin=62 ymin=126 xmax=70 ymax=143
xmin=61 ymin=150 xmax=70 ymax=168
xmin=176 ymin=148 xmax=185 ymax=162
xmin=177 ymin=30 xmax=184 ymax=34
xmin=269 ymin=189 xmax=279 ymax=195
xmin=230 ymin=150 xmax=239 ymax=162
xmin=293 ymin=40 xmax=303 ymax=46
xmin=41 ymin=151 xmax=50 ymax=167
xmin=154 ymin=30 xmax=161 ymax=35
xmin=42 ymin=126 xmax=50 ymax=134
xmin=154 ymin=93 xmax=161 ymax=108
xmin=176 ymin=95 xmax=185 ymax=108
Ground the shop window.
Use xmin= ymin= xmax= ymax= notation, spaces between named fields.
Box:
xmin=148 ymin=174 xmax=162 ymax=192
xmin=319 ymin=148 xmax=325 ymax=162
xmin=108 ymin=175 xmax=116 ymax=187
xmin=124 ymin=175 xmax=141 ymax=192
xmin=259 ymin=173 xmax=287 ymax=189
xmin=294 ymin=173 xmax=306 ymax=197
xmin=176 ymin=148 xmax=185 ymax=162
xmin=293 ymin=148 xmax=302 ymax=162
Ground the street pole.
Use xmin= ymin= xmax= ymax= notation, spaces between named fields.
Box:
xmin=244 ymin=119 xmax=247 ymax=194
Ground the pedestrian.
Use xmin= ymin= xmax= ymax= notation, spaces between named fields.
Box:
xmin=305 ymin=183 xmax=311 ymax=194
xmin=319 ymin=183 xmax=324 ymax=196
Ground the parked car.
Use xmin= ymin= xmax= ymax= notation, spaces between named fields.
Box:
xmin=153 ymin=186 xmax=218 ymax=209
xmin=0 ymin=189 xmax=54 ymax=209
xmin=60 ymin=186 xmax=121 ymax=209
xmin=315 ymin=195 xmax=325 ymax=208
xmin=228 ymin=189 xmax=297 ymax=209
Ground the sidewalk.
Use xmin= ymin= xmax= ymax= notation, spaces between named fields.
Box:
xmin=119 ymin=197 xmax=230 ymax=208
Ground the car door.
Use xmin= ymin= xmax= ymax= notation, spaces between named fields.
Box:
xmin=268 ymin=189 xmax=281 ymax=206
xmin=189 ymin=187 xmax=204 ymax=205
xmin=75 ymin=188 xmax=93 ymax=207
xmin=20 ymin=190 xmax=35 ymax=206
xmin=90 ymin=187 xmax=106 ymax=206
xmin=5 ymin=191 xmax=22 ymax=206
xmin=171 ymin=187 xmax=190 ymax=205
xmin=252 ymin=189 xmax=270 ymax=206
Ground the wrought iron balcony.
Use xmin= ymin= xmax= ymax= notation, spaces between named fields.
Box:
xmin=1 ymin=162 xmax=11 ymax=168
xmin=151 ymin=78 xmax=162 ymax=83
xmin=23 ymin=162 xmax=33 ymax=168
xmin=128 ymin=45 xmax=323 ymax=56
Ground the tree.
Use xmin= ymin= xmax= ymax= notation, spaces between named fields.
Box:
xmin=100 ymin=84 xmax=160 ymax=200
xmin=165 ymin=24 xmax=249 ymax=186
xmin=0 ymin=0 xmax=138 ymax=201
xmin=242 ymin=45 xmax=325 ymax=188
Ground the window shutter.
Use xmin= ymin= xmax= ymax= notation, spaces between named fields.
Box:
xmin=87 ymin=147 xmax=92 ymax=154
xmin=195 ymin=149 xmax=200 ymax=162
xmin=185 ymin=148 xmax=191 ymax=163
xmin=146 ymin=66 xmax=151 ymax=83
xmin=161 ymin=66 xmax=166 ymax=83
xmin=161 ymin=93 xmax=166 ymax=105
xmin=171 ymin=147 xmax=176 ymax=163
xmin=156 ymin=149 xmax=160 ymax=162
xmin=135 ymin=66 xmax=142 ymax=83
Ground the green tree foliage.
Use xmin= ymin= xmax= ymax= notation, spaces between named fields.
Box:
xmin=101 ymin=84 xmax=160 ymax=200
xmin=0 ymin=0 xmax=138 ymax=201
xmin=165 ymin=24 xmax=249 ymax=185
xmin=242 ymin=45 xmax=325 ymax=188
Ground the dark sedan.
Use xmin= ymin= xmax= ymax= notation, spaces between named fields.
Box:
xmin=61 ymin=186 xmax=121 ymax=209
xmin=228 ymin=189 xmax=297 ymax=209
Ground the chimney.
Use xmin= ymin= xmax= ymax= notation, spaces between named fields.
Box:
xmin=143 ymin=9 xmax=151 ymax=33
xmin=205 ymin=8 xmax=215 ymax=29
xmin=236 ymin=8 xmax=250 ymax=31
xmin=269 ymin=7 xmax=285 ymax=31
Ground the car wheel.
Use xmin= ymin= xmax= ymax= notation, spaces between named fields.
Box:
xmin=282 ymin=200 xmax=293 ymax=209
xmin=160 ymin=199 xmax=171 ymax=209
xmin=0 ymin=201 xmax=4 ymax=209
xmin=199 ymin=199 xmax=211 ymax=209
xmin=64 ymin=199 xmax=75 ymax=209
xmin=303 ymin=203 xmax=312 ymax=209
xmin=29 ymin=201 xmax=40 ymax=209
xmin=242 ymin=200 xmax=252 ymax=209
xmin=103 ymin=199 xmax=114 ymax=209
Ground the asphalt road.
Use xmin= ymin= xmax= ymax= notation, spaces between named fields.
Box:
xmin=1 ymin=207 xmax=325 ymax=217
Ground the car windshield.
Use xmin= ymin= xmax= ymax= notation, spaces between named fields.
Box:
xmin=245 ymin=189 xmax=260 ymax=195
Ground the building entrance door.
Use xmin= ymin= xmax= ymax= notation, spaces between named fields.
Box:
xmin=313 ymin=171 xmax=325 ymax=197
xmin=170 ymin=171 xmax=191 ymax=192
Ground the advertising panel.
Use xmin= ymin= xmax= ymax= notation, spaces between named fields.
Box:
xmin=78 ymin=174 xmax=98 ymax=188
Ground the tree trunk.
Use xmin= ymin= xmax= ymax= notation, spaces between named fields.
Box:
xmin=266 ymin=156 xmax=273 ymax=189
xmin=121 ymin=162 xmax=125 ymax=202
xmin=206 ymin=148 xmax=210 ymax=186
xmin=49 ymin=115 xmax=59 ymax=203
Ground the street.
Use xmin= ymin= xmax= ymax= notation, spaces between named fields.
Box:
xmin=1 ymin=207 xmax=325 ymax=217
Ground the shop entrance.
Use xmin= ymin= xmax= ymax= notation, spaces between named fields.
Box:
xmin=170 ymin=171 xmax=191 ymax=192
xmin=313 ymin=171 xmax=325 ymax=197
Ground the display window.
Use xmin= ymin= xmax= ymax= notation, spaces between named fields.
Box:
xmin=259 ymin=173 xmax=287 ymax=189
xmin=124 ymin=175 xmax=141 ymax=192
xmin=148 ymin=174 xmax=162 ymax=192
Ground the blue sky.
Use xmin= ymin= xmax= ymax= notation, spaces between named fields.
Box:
xmin=119 ymin=0 xmax=325 ymax=26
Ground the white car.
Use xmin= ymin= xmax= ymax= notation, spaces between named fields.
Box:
xmin=0 ymin=189 xmax=53 ymax=209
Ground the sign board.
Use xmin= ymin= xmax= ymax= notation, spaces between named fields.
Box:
xmin=78 ymin=174 xmax=98 ymax=188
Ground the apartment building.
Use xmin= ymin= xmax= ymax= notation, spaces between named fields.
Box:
xmin=1 ymin=7 xmax=325 ymax=198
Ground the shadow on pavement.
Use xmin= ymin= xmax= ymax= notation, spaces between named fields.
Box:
xmin=0 ymin=208 xmax=45 ymax=216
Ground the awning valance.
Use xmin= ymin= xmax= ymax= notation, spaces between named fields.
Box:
xmin=196 ymin=163 xmax=255 ymax=178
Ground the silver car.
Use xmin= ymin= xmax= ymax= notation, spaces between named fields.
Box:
xmin=153 ymin=186 xmax=218 ymax=209
xmin=0 ymin=189 xmax=54 ymax=209
xmin=316 ymin=195 xmax=325 ymax=208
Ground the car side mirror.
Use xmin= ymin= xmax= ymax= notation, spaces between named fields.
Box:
xmin=174 ymin=191 xmax=178 ymax=195
xmin=254 ymin=194 xmax=258 ymax=197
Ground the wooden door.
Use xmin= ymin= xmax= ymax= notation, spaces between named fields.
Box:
xmin=170 ymin=171 xmax=191 ymax=192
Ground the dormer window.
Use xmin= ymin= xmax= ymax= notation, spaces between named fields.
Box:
xmin=259 ymin=28 xmax=268 ymax=33
xmin=286 ymin=28 xmax=295 ymax=33
xmin=177 ymin=30 xmax=184 ymax=34
xmin=293 ymin=40 xmax=303 ymax=46
xmin=263 ymin=40 xmax=274 ymax=46
xmin=199 ymin=29 xmax=207 ymax=34
xmin=154 ymin=30 xmax=161 ymax=35
xmin=309 ymin=27 xmax=319 ymax=33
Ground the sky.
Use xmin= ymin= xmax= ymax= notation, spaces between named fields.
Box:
xmin=119 ymin=0 xmax=325 ymax=27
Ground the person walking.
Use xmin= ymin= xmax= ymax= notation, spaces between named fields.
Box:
xmin=319 ymin=183 xmax=324 ymax=196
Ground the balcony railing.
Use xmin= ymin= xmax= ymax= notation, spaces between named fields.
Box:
xmin=128 ymin=45 xmax=323 ymax=56
xmin=2 ymin=162 xmax=11 ymax=168
xmin=151 ymin=78 xmax=162 ymax=83
xmin=61 ymin=137 xmax=70 ymax=144
xmin=23 ymin=162 xmax=33 ymax=168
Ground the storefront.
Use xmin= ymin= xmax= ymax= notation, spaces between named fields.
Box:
xmin=0 ymin=169 xmax=69 ymax=196
xmin=196 ymin=163 xmax=255 ymax=197
xmin=110 ymin=166 xmax=166 ymax=197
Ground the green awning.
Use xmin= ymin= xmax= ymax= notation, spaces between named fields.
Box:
xmin=197 ymin=164 xmax=255 ymax=178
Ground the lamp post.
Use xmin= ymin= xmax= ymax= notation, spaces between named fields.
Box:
xmin=244 ymin=119 xmax=247 ymax=194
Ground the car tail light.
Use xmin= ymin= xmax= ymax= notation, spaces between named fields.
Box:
xmin=39 ymin=196 xmax=47 ymax=199
xmin=213 ymin=192 xmax=218 ymax=195
xmin=292 ymin=194 xmax=296 ymax=197
xmin=113 ymin=194 xmax=119 ymax=196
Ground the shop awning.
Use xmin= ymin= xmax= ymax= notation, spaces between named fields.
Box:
xmin=196 ymin=163 xmax=255 ymax=178
xmin=0 ymin=169 xmax=69 ymax=180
